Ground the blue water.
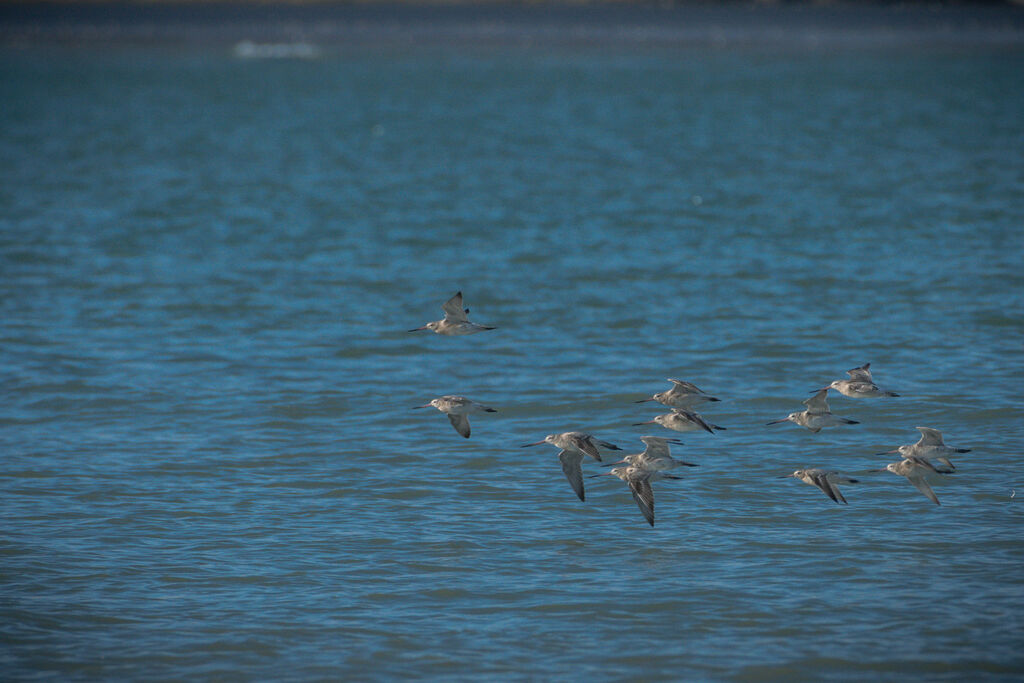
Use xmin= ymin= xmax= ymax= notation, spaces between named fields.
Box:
xmin=3 ymin=37 xmax=1024 ymax=681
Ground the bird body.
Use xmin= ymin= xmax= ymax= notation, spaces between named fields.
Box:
xmin=636 ymin=378 xmax=720 ymax=409
xmin=784 ymin=468 xmax=858 ymax=504
xmin=877 ymin=458 xmax=946 ymax=505
xmin=634 ymin=409 xmax=724 ymax=434
xmin=522 ymin=432 xmax=622 ymax=502
xmin=878 ymin=427 xmax=970 ymax=473
xmin=413 ymin=395 xmax=496 ymax=438
xmin=767 ymin=388 xmax=858 ymax=433
xmin=826 ymin=362 xmax=898 ymax=398
xmin=607 ymin=466 xmax=658 ymax=526
xmin=613 ymin=436 xmax=698 ymax=472
xmin=409 ymin=291 xmax=495 ymax=335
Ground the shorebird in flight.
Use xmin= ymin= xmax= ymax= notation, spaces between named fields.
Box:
xmin=592 ymin=465 xmax=682 ymax=527
xmin=635 ymin=378 xmax=720 ymax=410
xmin=634 ymin=409 xmax=724 ymax=434
xmin=781 ymin=468 xmax=859 ymax=504
xmin=876 ymin=427 xmax=969 ymax=473
xmin=413 ymin=395 xmax=496 ymax=438
xmin=409 ymin=291 xmax=495 ymax=335
xmin=767 ymin=388 xmax=859 ymax=433
xmin=872 ymin=457 xmax=947 ymax=506
xmin=522 ymin=432 xmax=622 ymax=502
xmin=824 ymin=362 xmax=899 ymax=398
xmin=609 ymin=436 xmax=698 ymax=472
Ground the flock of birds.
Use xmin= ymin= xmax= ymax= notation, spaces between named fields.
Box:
xmin=408 ymin=291 xmax=972 ymax=526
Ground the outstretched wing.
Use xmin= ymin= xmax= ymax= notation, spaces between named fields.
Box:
xmin=667 ymin=379 xmax=704 ymax=394
xmin=846 ymin=363 xmax=873 ymax=382
xmin=674 ymin=409 xmax=715 ymax=435
xmin=640 ymin=436 xmax=674 ymax=459
xmin=914 ymin=427 xmax=946 ymax=448
xmin=447 ymin=413 xmax=471 ymax=439
xmin=441 ymin=291 xmax=469 ymax=323
xmin=629 ymin=478 xmax=656 ymax=526
xmin=810 ymin=470 xmax=841 ymax=504
xmin=569 ymin=434 xmax=602 ymax=461
xmin=559 ymin=450 xmax=586 ymax=501
xmin=906 ymin=471 xmax=941 ymax=505
xmin=803 ymin=388 xmax=830 ymax=414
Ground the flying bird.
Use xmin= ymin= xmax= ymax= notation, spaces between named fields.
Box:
xmin=413 ymin=395 xmax=496 ymax=438
xmin=635 ymin=378 xmax=721 ymax=409
xmin=781 ymin=468 xmax=859 ymax=504
xmin=767 ymin=388 xmax=859 ymax=433
xmin=522 ymin=432 xmax=622 ymax=502
xmin=876 ymin=427 xmax=969 ymax=473
xmin=409 ymin=291 xmax=495 ymax=335
xmin=824 ymin=362 xmax=899 ymax=398
xmin=633 ymin=409 xmax=724 ymax=434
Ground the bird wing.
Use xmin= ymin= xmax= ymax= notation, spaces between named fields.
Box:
xmin=559 ymin=450 xmax=586 ymax=502
xmin=629 ymin=478 xmax=656 ymax=526
xmin=674 ymin=409 xmax=715 ymax=434
xmin=846 ymin=363 xmax=873 ymax=381
xmin=803 ymin=388 xmax=830 ymax=414
xmin=906 ymin=471 xmax=941 ymax=505
xmin=905 ymin=454 xmax=941 ymax=473
xmin=915 ymin=427 xmax=945 ymax=448
xmin=667 ymin=379 xmax=704 ymax=394
xmin=570 ymin=434 xmax=602 ymax=461
xmin=640 ymin=436 xmax=672 ymax=459
xmin=441 ymin=291 xmax=469 ymax=323
xmin=810 ymin=470 xmax=841 ymax=504
xmin=447 ymin=413 xmax=471 ymax=439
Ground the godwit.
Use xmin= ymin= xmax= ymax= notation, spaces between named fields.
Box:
xmin=635 ymin=378 xmax=720 ymax=409
xmin=633 ymin=409 xmax=724 ymax=434
xmin=767 ymin=388 xmax=859 ymax=433
xmin=781 ymin=468 xmax=858 ymax=504
xmin=824 ymin=362 xmax=898 ymax=398
xmin=522 ymin=432 xmax=622 ymax=502
xmin=872 ymin=457 xmax=946 ymax=506
xmin=591 ymin=465 xmax=682 ymax=527
xmin=876 ymin=427 xmax=970 ymax=473
xmin=610 ymin=436 xmax=699 ymax=471
xmin=408 ymin=291 xmax=495 ymax=335
xmin=413 ymin=395 xmax=496 ymax=438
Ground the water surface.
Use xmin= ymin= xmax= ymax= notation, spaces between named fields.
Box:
xmin=2 ymin=33 xmax=1024 ymax=681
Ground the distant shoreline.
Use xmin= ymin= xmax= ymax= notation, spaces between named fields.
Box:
xmin=3 ymin=2 xmax=1023 ymax=48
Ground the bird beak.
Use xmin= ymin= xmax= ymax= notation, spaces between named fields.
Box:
xmin=408 ymin=325 xmax=428 ymax=332
xmin=587 ymin=472 xmax=613 ymax=478
xmin=602 ymin=460 xmax=627 ymax=467
xmin=632 ymin=420 xmax=656 ymax=426
xmin=521 ymin=440 xmax=546 ymax=447
xmin=867 ymin=468 xmax=888 ymax=472
xmin=411 ymin=404 xmax=431 ymax=409
xmin=634 ymin=398 xmax=654 ymax=403
xmin=766 ymin=418 xmax=788 ymax=425
xmin=776 ymin=474 xmax=794 ymax=479
xmin=874 ymin=449 xmax=899 ymax=455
